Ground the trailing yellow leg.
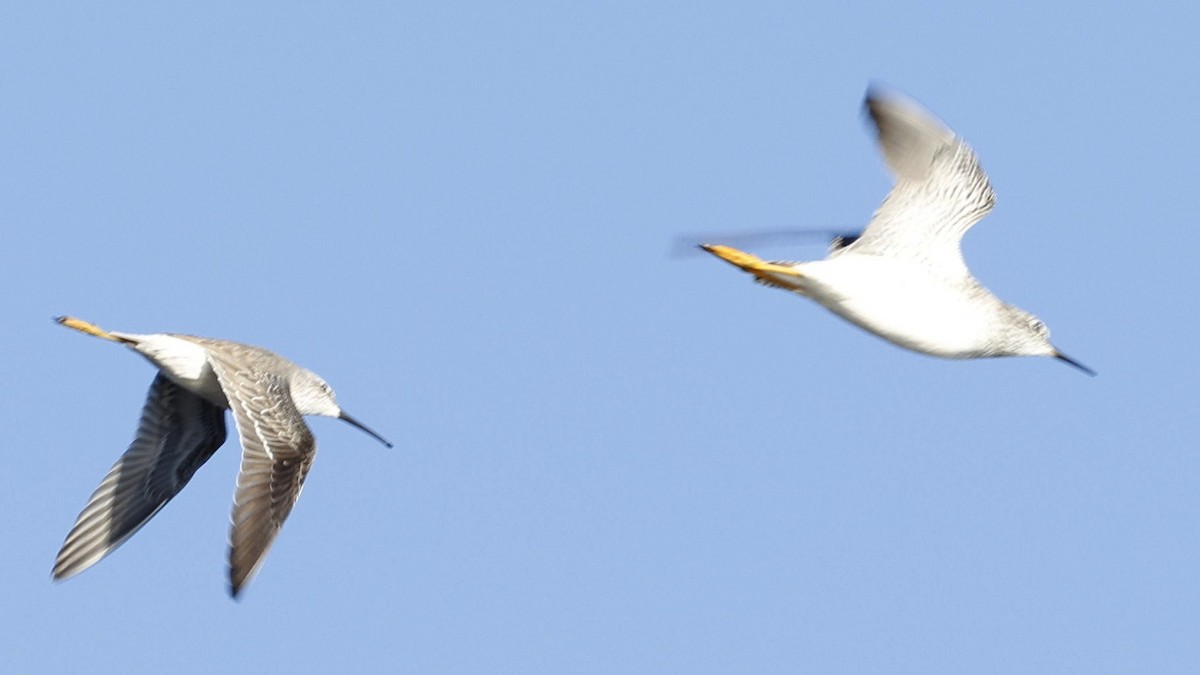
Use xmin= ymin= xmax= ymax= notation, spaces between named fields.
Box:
xmin=699 ymin=244 xmax=805 ymax=291
xmin=55 ymin=316 xmax=122 ymax=342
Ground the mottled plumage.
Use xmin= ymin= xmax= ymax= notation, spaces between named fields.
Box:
xmin=52 ymin=316 xmax=392 ymax=598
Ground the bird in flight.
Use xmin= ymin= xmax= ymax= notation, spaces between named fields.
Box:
xmin=52 ymin=316 xmax=393 ymax=598
xmin=701 ymin=87 xmax=1093 ymax=375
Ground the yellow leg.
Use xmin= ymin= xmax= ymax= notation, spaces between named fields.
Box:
xmin=699 ymin=244 xmax=805 ymax=291
xmin=55 ymin=316 xmax=123 ymax=342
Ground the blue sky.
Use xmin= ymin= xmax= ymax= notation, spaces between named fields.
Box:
xmin=3 ymin=2 xmax=1198 ymax=672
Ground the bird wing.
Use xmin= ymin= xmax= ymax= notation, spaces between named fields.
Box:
xmin=53 ymin=373 xmax=227 ymax=580
xmin=836 ymin=89 xmax=996 ymax=283
xmin=206 ymin=351 xmax=316 ymax=598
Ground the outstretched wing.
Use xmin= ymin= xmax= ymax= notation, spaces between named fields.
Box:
xmin=837 ymin=88 xmax=996 ymax=283
xmin=671 ymin=229 xmax=861 ymax=258
xmin=53 ymin=373 xmax=227 ymax=581
xmin=206 ymin=351 xmax=316 ymax=598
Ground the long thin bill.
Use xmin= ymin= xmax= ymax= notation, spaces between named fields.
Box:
xmin=339 ymin=411 xmax=394 ymax=448
xmin=1055 ymin=352 xmax=1096 ymax=377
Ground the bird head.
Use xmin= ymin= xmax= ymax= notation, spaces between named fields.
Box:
xmin=291 ymin=369 xmax=394 ymax=447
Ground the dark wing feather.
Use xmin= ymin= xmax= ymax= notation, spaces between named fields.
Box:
xmin=53 ymin=374 xmax=227 ymax=580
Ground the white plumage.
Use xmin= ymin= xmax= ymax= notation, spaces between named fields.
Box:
xmin=702 ymin=86 xmax=1092 ymax=375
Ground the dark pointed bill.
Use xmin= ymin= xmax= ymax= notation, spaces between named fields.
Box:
xmin=338 ymin=411 xmax=394 ymax=448
xmin=1054 ymin=352 xmax=1096 ymax=377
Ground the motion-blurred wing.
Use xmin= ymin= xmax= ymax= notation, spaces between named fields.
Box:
xmin=672 ymin=228 xmax=860 ymax=258
xmin=837 ymin=88 xmax=996 ymax=283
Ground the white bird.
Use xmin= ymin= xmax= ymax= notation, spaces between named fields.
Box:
xmin=701 ymin=87 xmax=1093 ymax=375
xmin=52 ymin=316 xmax=393 ymax=597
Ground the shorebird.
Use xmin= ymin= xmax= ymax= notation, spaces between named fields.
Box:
xmin=52 ymin=316 xmax=393 ymax=597
xmin=701 ymin=87 xmax=1093 ymax=375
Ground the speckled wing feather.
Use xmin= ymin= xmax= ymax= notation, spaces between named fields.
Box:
xmin=206 ymin=349 xmax=316 ymax=598
xmin=837 ymin=90 xmax=996 ymax=283
xmin=53 ymin=373 xmax=227 ymax=580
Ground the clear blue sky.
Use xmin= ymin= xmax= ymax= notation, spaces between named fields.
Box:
xmin=3 ymin=2 xmax=1198 ymax=673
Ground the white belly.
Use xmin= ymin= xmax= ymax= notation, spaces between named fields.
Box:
xmin=794 ymin=255 xmax=996 ymax=358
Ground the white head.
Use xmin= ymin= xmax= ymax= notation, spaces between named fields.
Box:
xmin=1001 ymin=308 xmax=1094 ymax=375
xmin=290 ymin=369 xmax=393 ymax=447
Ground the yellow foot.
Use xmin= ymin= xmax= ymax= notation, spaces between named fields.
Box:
xmin=55 ymin=316 xmax=122 ymax=342
xmin=699 ymin=244 xmax=805 ymax=290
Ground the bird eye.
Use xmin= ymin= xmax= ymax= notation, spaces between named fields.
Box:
xmin=1029 ymin=318 xmax=1048 ymax=336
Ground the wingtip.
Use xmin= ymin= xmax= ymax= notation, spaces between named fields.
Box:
xmin=862 ymin=82 xmax=882 ymax=107
xmin=50 ymin=550 xmax=92 ymax=583
xmin=228 ymin=569 xmax=248 ymax=600
xmin=862 ymin=80 xmax=894 ymax=112
xmin=50 ymin=563 xmax=70 ymax=581
xmin=861 ymin=82 xmax=909 ymax=126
